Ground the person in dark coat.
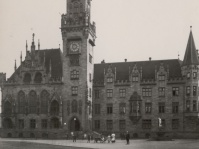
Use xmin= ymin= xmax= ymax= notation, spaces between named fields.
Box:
xmin=125 ymin=131 xmax=130 ymax=145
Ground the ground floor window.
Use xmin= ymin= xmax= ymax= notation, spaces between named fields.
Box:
xmin=94 ymin=120 xmax=100 ymax=130
xmin=106 ymin=120 xmax=113 ymax=130
xmin=142 ymin=119 xmax=152 ymax=129
xmin=172 ymin=119 xmax=179 ymax=129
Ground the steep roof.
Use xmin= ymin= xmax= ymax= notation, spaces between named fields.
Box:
xmin=9 ymin=49 xmax=62 ymax=80
xmin=182 ymin=30 xmax=199 ymax=66
xmin=94 ymin=59 xmax=182 ymax=82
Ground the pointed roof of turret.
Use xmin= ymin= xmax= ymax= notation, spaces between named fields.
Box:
xmin=182 ymin=26 xmax=199 ymax=66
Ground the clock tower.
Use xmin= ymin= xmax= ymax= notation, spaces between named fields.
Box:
xmin=61 ymin=0 xmax=96 ymax=132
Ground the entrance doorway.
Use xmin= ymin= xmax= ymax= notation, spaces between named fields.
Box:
xmin=70 ymin=117 xmax=80 ymax=131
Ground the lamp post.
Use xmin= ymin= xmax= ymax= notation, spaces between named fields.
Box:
xmin=74 ymin=118 xmax=76 ymax=131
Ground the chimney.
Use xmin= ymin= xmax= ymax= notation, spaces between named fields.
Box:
xmin=101 ymin=60 xmax=105 ymax=64
xmin=124 ymin=59 xmax=127 ymax=62
xmin=149 ymin=57 xmax=152 ymax=61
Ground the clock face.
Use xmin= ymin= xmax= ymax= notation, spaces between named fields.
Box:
xmin=70 ymin=42 xmax=80 ymax=52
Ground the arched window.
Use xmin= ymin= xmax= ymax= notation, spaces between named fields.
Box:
xmin=72 ymin=100 xmax=78 ymax=113
xmin=50 ymin=117 xmax=59 ymax=129
xmin=29 ymin=91 xmax=37 ymax=114
xmin=23 ymin=73 xmax=31 ymax=84
xmin=3 ymin=101 xmax=12 ymax=115
xmin=50 ymin=100 xmax=59 ymax=115
xmin=34 ymin=72 xmax=42 ymax=83
xmin=3 ymin=118 xmax=13 ymax=129
xmin=80 ymin=3 xmax=83 ymax=12
xmin=74 ymin=2 xmax=79 ymax=13
xmin=18 ymin=91 xmax=26 ymax=114
xmin=40 ymin=90 xmax=49 ymax=114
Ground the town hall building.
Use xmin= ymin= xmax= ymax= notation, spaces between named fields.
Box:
xmin=0 ymin=0 xmax=199 ymax=139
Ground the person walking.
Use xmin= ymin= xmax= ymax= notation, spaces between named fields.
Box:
xmin=125 ymin=131 xmax=130 ymax=145
xmin=87 ymin=134 xmax=91 ymax=143
xmin=71 ymin=132 xmax=76 ymax=142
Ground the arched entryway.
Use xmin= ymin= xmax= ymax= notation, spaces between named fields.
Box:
xmin=69 ymin=117 xmax=81 ymax=131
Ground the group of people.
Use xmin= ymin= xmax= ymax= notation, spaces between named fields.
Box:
xmin=70 ymin=131 xmax=130 ymax=145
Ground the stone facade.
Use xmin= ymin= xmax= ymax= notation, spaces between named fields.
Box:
xmin=1 ymin=0 xmax=199 ymax=139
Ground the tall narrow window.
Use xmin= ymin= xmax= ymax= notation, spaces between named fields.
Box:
xmin=159 ymin=102 xmax=165 ymax=113
xmin=187 ymin=72 xmax=190 ymax=79
xmin=94 ymin=104 xmax=100 ymax=115
xmin=107 ymin=104 xmax=113 ymax=114
xmin=132 ymin=76 xmax=138 ymax=82
xmin=94 ymin=90 xmax=100 ymax=99
xmin=50 ymin=100 xmax=59 ymax=115
xmin=193 ymin=86 xmax=197 ymax=96
xmin=193 ymin=100 xmax=197 ymax=111
xmin=18 ymin=119 xmax=24 ymax=129
xmin=40 ymin=90 xmax=49 ymax=114
xmin=158 ymin=87 xmax=165 ymax=97
xmin=3 ymin=101 xmax=12 ymax=115
xmin=106 ymin=120 xmax=113 ymax=130
xmin=29 ymin=91 xmax=37 ymax=114
xmin=119 ymin=120 xmax=126 ymax=130
xmin=172 ymin=87 xmax=179 ymax=96
xmin=186 ymin=86 xmax=190 ymax=96
xmin=119 ymin=89 xmax=126 ymax=98
xmin=89 ymin=88 xmax=92 ymax=97
xmin=107 ymin=89 xmax=113 ymax=98
xmin=18 ymin=91 xmax=26 ymax=114
xmin=72 ymin=86 xmax=78 ymax=95
xmin=186 ymin=100 xmax=190 ymax=112
xmin=142 ymin=119 xmax=152 ymax=129
xmin=172 ymin=102 xmax=179 ymax=113
xmin=72 ymin=100 xmax=78 ymax=113
xmin=119 ymin=103 xmax=126 ymax=114
xmin=30 ymin=119 xmax=36 ymax=129
xmin=193 ymin=72 xmax=197 ymax=79
xmin=34 ymin=72 xmax=42 ymax=83
xmin=172 ymin=119 xmax=179 ymax=129
xmin=94 ymin=120 xmax=100 ymax=130
xmin=89 ymin=54 xmax=92 ymax=63
xmin=24 ymin=73 xmax=31 ymax=84
xmin=89 ymin=73 xmax=92 ymax=82
xmin=145 ymin=103 xmax=152 ymax=114
xmin=41 ymin=119 xmax=48 ymax=129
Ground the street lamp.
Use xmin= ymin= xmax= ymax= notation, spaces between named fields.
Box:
xmin=74 ymin=118 xmax=76 ymax=131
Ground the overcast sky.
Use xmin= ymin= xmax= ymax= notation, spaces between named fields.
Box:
xmin=0 ymin=0 xmax=199 ymax=78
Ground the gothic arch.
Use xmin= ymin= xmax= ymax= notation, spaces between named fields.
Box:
xmin=40 ymin=90 xmax=49 ymax=114
xmin=69 ymin=116 xmax=81 ymax=131
xmin=3 ymin=118 xmax=13 ymax=129
xmin=29 ymin=90 xmax=37 ymax=114
xmin=72 ymin=100 xmax=78 ymax=113
xmin=50 ymin=117 xmax=60 ymax=129
xmin=18 ymin=91 xmax=26 ymax=114
xmin=50 ymin=100 xmax=59 ymax=116
xmin=3 ymin=101 xmax=12 ymax=115
xmin=34 ymin=72 xmax=42 ymax=83
xmin=23 ymin=73 xmax=31 ymax=84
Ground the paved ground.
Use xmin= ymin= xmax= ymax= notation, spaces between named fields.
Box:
xmin=0 ymin=138 xmax=199 ymax=149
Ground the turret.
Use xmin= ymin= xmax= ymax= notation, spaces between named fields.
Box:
xmin=31 ymin=33 xmax=35 ymax=53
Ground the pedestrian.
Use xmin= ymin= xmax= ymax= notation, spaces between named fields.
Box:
xmin=107 ymin=134 xmax=111 ymax=143
xmin=125 ymin=131 xmax=130 ymax=145
xmin=87 ymin=134 xmax=91 ymax=143
xmin=111 ymin=133 xmax=115 ymax=143
xmin=84 ymin=133 xmax=87 ymax=140
xmin=71 ymin=132 xmax=76 ymax=142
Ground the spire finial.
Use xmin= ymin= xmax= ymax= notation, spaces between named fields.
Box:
xmin=38 ymin=39 xmax=40 ymax=50
xmin=59 ymin=44 xmax=60 ymax=49
xmin=20 ymin=51 xmax=22 ymax=64
xmin=14 ymin=60 xmax=17 ymax=71
xmin=178 ymin=51 xmax=180 ymax=60
xmin=26 ymin=40 xmax=28 ymax=52
xmin=190 ymin=26 xmax=192 ymax=31
xmin=32 ymin=33 xmax=35 ymax=42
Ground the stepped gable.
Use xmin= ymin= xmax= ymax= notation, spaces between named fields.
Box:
xmin=8 ymin=49 xmax=62 ymax=80
xmin=182 ymin=29 xmax=199 ymax=66
xmin=94 ymin=59 xmax=182 ymax=82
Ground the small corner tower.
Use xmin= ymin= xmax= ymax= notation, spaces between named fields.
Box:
xmin=61 ymin=0 xmax=96 ymax=132
xmin=181 ymin=27 xmax=199 ymax=130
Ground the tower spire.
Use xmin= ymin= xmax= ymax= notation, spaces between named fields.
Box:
xmin=182 ymin=26 xmax=199 ymax=66
xmin=31 ymin=33 xmax=35 ymax=53
xmin=38 ymin=39 xmax=40 ymax=50
xmin=26 ymin=40 xmax=28 ymax=53
xmin=14 ymin=60 xmax=17 ymax=71
xmin=20 ymin=51 xmax=22 ymax=64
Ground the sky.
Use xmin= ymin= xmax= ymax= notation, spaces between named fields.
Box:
xmin=0 ymin=0 xmax=199 ymax=78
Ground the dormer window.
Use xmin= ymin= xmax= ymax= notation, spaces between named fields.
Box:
xmin=34 ymin=72 xmax=42 ymax=83
xmin=158 ymin=75 xmax=165 ymax=81
xmin=187 ymin=72 xmax=190 ymax=79
xmin=193 ymin=72 xmax=197 ymax=79
xmin=107 ymin=77 xmax=113 ymax=83
xmin=23 ymin=73 xmax=31 ymax=84
xmin=132 ymin=76 xmax=138 ymax=82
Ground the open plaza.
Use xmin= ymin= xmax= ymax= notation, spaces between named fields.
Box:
xmin=0 ymin=138 xmax=199 ymax=149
